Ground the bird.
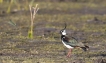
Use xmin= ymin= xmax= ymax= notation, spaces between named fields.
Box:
xmin=60 ymin=23 xmax=89 ymax=57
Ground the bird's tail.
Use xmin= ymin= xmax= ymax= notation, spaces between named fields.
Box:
xmin=81 ymin=45 xmax=89 ymax=51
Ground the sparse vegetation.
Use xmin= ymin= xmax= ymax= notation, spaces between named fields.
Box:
xmin=28 ymin=4 xmax=39 ymax=39
xmin=0 ymin=0 xmax=106 ymax=63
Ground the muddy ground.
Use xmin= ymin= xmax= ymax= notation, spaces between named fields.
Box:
xmin=0 ymin=1 xmax=106 ymax=63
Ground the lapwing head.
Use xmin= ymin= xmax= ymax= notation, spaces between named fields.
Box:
xmin=60 ymin=23 xmax=67 ymax=35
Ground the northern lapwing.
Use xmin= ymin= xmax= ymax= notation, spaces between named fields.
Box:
xmin=60 ymin=23 xmax=89 ymax=57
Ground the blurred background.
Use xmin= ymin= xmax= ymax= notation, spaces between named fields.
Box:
xmin=0 ymin=0 xmax=106 ymax=63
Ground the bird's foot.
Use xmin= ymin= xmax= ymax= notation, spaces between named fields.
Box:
xmin=67 ymin=54 xmax=71 ymax=57
xmin=66 ymin=49 xmax=72 ymax=58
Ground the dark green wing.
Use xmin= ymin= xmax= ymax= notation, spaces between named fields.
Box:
xmin=68 ymin=37 xmax=79 ymax=47
xmin=63 ymin=36 xmax=84 ymax=47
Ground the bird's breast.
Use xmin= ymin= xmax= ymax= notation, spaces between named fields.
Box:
xmin=62 ymin=40 xmax=74 ymax=49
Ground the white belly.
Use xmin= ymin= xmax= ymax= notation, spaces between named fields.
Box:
xmin=62 ymin=41 xmax=74 ymax=49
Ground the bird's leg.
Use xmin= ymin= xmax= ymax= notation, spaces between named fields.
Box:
xmin=67 ymin=48 xmax=72 ymax=57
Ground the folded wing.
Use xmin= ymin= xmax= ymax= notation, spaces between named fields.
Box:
xmin=63 ymin=36 xmax=84 ymax=47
